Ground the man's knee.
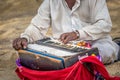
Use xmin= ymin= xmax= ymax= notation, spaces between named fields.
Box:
xmin=91 ymin=41 xmax=117 ymax=64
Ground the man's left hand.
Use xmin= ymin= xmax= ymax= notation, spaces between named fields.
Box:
xmin=59 ymin=31 xmax=79 ymax=44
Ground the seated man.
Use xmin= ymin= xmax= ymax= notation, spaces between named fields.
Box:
xmin=13 ymin=0 xmax=120 ymax=64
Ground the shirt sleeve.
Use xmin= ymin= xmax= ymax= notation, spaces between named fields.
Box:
xmin=21 ymin=0 xmax=51 ymax=42
xmin=78 ymin=0 xmax=112 ymax=40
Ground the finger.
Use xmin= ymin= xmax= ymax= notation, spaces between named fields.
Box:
xmin=13 ymin=38 xmax=17 ymax=48
xmin=16 ymin=38 xmax=23 ymax=50
xmin=21 ymin=39 xmax=27 ymax=49
xmin=13 ymin=38 xmax=20 ymax=50
xmin=60 ymin=33 xmax=68 ymax=41
xmin=59 ymin=34 xmax=65 ymax=41
xmin=63 ymin=35 xmax=71 ymax=44
xmin=63 ymin=32 xmax=77 ymax=43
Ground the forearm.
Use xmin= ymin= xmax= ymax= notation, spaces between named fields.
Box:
xmin=20 ymin=24 xmax=48 ymax=43
xmin=78 ymin=20 xmax=112 ymax=40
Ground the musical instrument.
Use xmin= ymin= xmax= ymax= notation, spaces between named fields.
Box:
xmin=17 ymin=38 xmax=99 ymax=70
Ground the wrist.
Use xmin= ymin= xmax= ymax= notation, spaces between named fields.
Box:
xmin=73 ymin=30 xmax=80 ymax=38
xmin=21 ymin=37 xmax=28 ymax=42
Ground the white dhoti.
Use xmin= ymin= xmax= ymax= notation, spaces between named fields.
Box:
xmin=91 ymin=38 xmax=119 ymax=64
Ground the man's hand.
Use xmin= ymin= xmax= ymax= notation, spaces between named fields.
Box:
xmin=12 ymin=38 xmax=28 ymax=50
xmin=59 ymin=31 xmax=79 ymax=44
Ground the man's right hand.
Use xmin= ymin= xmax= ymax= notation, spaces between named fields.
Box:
xmin=12 ymin=38 xmax=28 ymax=50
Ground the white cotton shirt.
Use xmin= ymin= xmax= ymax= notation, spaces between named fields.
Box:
xmin=21 ymin=0 xmax=112 ymax=42
xmin=20 ymin=0 xmax=119 ymax=63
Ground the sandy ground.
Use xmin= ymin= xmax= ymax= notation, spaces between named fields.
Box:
xmin=0 ymin=0 xmax=120 ymax=80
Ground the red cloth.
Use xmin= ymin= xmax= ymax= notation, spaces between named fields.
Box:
xmin=16 ymin=56 xmax=120 ymax=80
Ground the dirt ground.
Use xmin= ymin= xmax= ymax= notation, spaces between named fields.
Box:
xmin=0 ymin=0 xmax=120 ymax=80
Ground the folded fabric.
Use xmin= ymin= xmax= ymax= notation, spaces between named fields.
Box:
xmin=16 ymin=56 xmax=120 ymax=80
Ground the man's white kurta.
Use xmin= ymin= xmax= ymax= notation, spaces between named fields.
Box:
xmin=21 ymin=0 xmax=119 ymax=64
